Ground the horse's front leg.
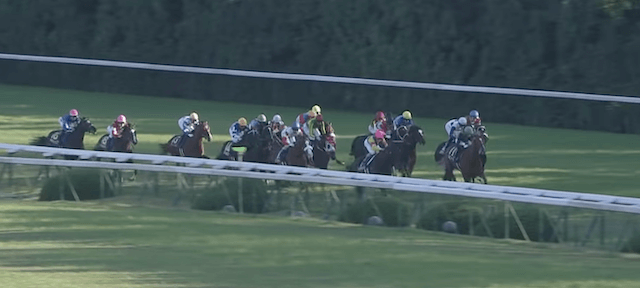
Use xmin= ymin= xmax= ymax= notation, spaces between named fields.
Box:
xmin=479 ymin=172 xmax=487 ymax=184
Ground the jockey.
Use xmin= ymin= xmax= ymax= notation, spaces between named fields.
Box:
xmin=359 ymin=129 xmax=387 ymax=172
xmin=311 ymin=105 xmax=322 ymax=116
xmin=364 ymin=129 xmax=388 ymax=156
xmin=249 ymin=114 xmax=268 ymax=132
xmin=177 ymin=112 xmax=199 ymax=151
xmin=58 ymin=109 xmax=81 ymax=147
xmin=393 ymin=110 xmax=414 ymax=131
xmin=368 ymin=111 xmax=388 ymax=135
xmin=467 ymin=110 xmax=482 ymax=127
xmin=106 ymin=114 xmax=128 ymax=151
xmin=439 ymin=116 xmax=469 ymax=155
xmin=306 ymin=114 xmax=327 ymax=144
xmin=229 ymin=117 xmax=249 ymax=145
xmin=270 ymin=114 xmax=285 ymax=136
xmin=294 ymin=110 xmax=316 ymax=132
xmin=275 ymin=122 xmax=302 ymax=164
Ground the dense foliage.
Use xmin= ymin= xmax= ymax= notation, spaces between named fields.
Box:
xmin=191 ymin=178 xmax=268 ymax=213
xmin=40 ymin=169 xmax=113 ymax=201
xmin=1 ymin=0 xmax=640 ymax=132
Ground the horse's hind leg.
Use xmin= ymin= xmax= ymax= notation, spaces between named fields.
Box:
xmin=443 ymin=166 xmax=456 ymax=181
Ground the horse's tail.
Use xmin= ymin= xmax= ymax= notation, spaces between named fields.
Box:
xmin=159 ymin=143 xmax=169 ymax=154
xmin=30 ymin=136 xmax=48 ymax=146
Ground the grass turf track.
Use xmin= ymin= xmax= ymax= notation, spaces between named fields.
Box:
xmin=1 ymin=84 xmax=640 ymax=196
xmin=1 ymin=201 xmax=640 ymax=288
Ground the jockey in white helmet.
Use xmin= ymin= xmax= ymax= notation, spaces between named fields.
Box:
xmin=275 ymin=122 xmax=302 ymax=164
xmin=249 ymin=114 xmax=268 ymax=131
xmin=439 ymin=116 xmax=469 ymax=155
xmin=270 ymin=114 xmax=285 ymax=135
xmin=177 ymin=112 xmax=200 ymax=150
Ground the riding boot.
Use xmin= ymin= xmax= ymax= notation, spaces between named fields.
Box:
xmin=59 ymin=131 xmax=70 ymax=147
xmin=106 ymin=137 xmax=114 ymax=151
xmin=276 ymin=147 xmax=289 ymax=164
xmin=439 ymin=139 xmax=452 ymax=155
xmin=178 ymin=133 xmax=191 ymax=155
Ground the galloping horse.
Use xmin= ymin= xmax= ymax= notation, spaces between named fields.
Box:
xmin=243 ymin=126 xmax=273 ymax=163
xmin=161 ymin=121 xmax=212 ymax=158
xmin=285 ymin=133 xmax=311 ymax=167
xmin=30 ymin=117 xmax=97 ymax=159
xmin=348 ymin=141 xmax=402 ymax=176
xmin=350 ymin=124 xmax=425 ymax=177
xmin=312 ymin=122 xmax=340 ymax=169
xmin=217 ymin=125 xmax=272 ymax=162
xmin=95 ymin=124 xmax=139 ymax=180
xmin=94 ymin=124 xmax=138 ymax=153
xmin=267 ymin=127 xmax=284 ymax=164
xmin=435 ymin=126 xmax=488 ymax=183
xmin=393 ymin=125 xmax=425 ymax=177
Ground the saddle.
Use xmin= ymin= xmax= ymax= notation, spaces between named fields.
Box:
xmin=358 ymin=154 xmax=377 ymax=173
xmin=446 ymin=141 xmax=469 ymax=169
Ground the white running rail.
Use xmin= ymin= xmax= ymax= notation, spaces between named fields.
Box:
xmin=1 ymin=143 xmax=639 ymax=214
xmin=1 ymin=53 xmax=639 ymax=104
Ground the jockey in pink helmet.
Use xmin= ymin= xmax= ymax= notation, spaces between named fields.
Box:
xmin=106 ymin=115 xmax=129 ymax=151
xmin=364 ymin=129 xmax=388 ymax=156
xmin=58 ymin=109 xmax=81 ymax=147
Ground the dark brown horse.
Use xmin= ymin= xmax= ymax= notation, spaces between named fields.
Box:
xmin=95 ymin=124 xmax=138 ymax=153
xmin=161 ymin=121 xmax=212 ymax=158
xmin=435 ymin=127 xmax=488 ymax=183
xmin=95 ymin=124 xmax=139 ymax=180
xmin=312 ymin=122 xmax=344 ymax=169
xmin=30 ymin=117 xmax=97 ymax=160
xmin=393 ymin=125 xmax=425 ymax=177
xmin=348 ymin=140 xmax=402 ymax=175
xmin=286 ymin=134 xmax=311 ymax=167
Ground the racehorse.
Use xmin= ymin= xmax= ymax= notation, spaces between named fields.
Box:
xmin=350 ymin=111 xmax=393 ymax=159
xmin=348 ymin=140 xmax=402 ymax=176
xmin=435 ymin=126 xmax=488 ymax=183
xmin=30 ymin=117 xmax=97 ymax=159
xmin=285 ymin=133 xmax=311 ymax=167
xmin=312 ymin=122 xmax=343 ymax=169
xmin=267 ymin=127 xmax=284 ymax=164
xmin=161 ymin=121 xmax=212 ymax=158
xmin=350 ymin=124 xmax=425 ymax=176
xmin=393 ymin=125 xmax=425 ymax=177
xmin=94 ymin=124 xmax=139 ymax=180
xmin=217 ymin=125 xmax=272 ymax=162
xmin=94 ymin=124 xmax=138 ymax=153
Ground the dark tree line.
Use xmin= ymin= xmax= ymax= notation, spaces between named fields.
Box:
xmin=1 ymin=0 xmax=639 ymax=133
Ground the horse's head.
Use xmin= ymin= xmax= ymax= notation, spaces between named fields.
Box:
xmin=79 ymin=118 xmax=97 ymax=134
xmin=196 ymin=121 xmax=212 ymax=142
xmin=406 ymin=125 xmax=425 ymax=146
xmin=320 ymin=124 xmax=337 ymax=159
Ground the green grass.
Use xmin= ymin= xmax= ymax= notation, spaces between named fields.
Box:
xmin=1 ymin=83 xmax=640 ymax=196
xmin=1 ymin=201 xmax=639 ymax=288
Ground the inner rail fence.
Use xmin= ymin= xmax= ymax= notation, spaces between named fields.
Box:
xmin=1 ymin=53 xmax=639 ymax=104
xmin=0 ymin=143 xmax=639 ymax=215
